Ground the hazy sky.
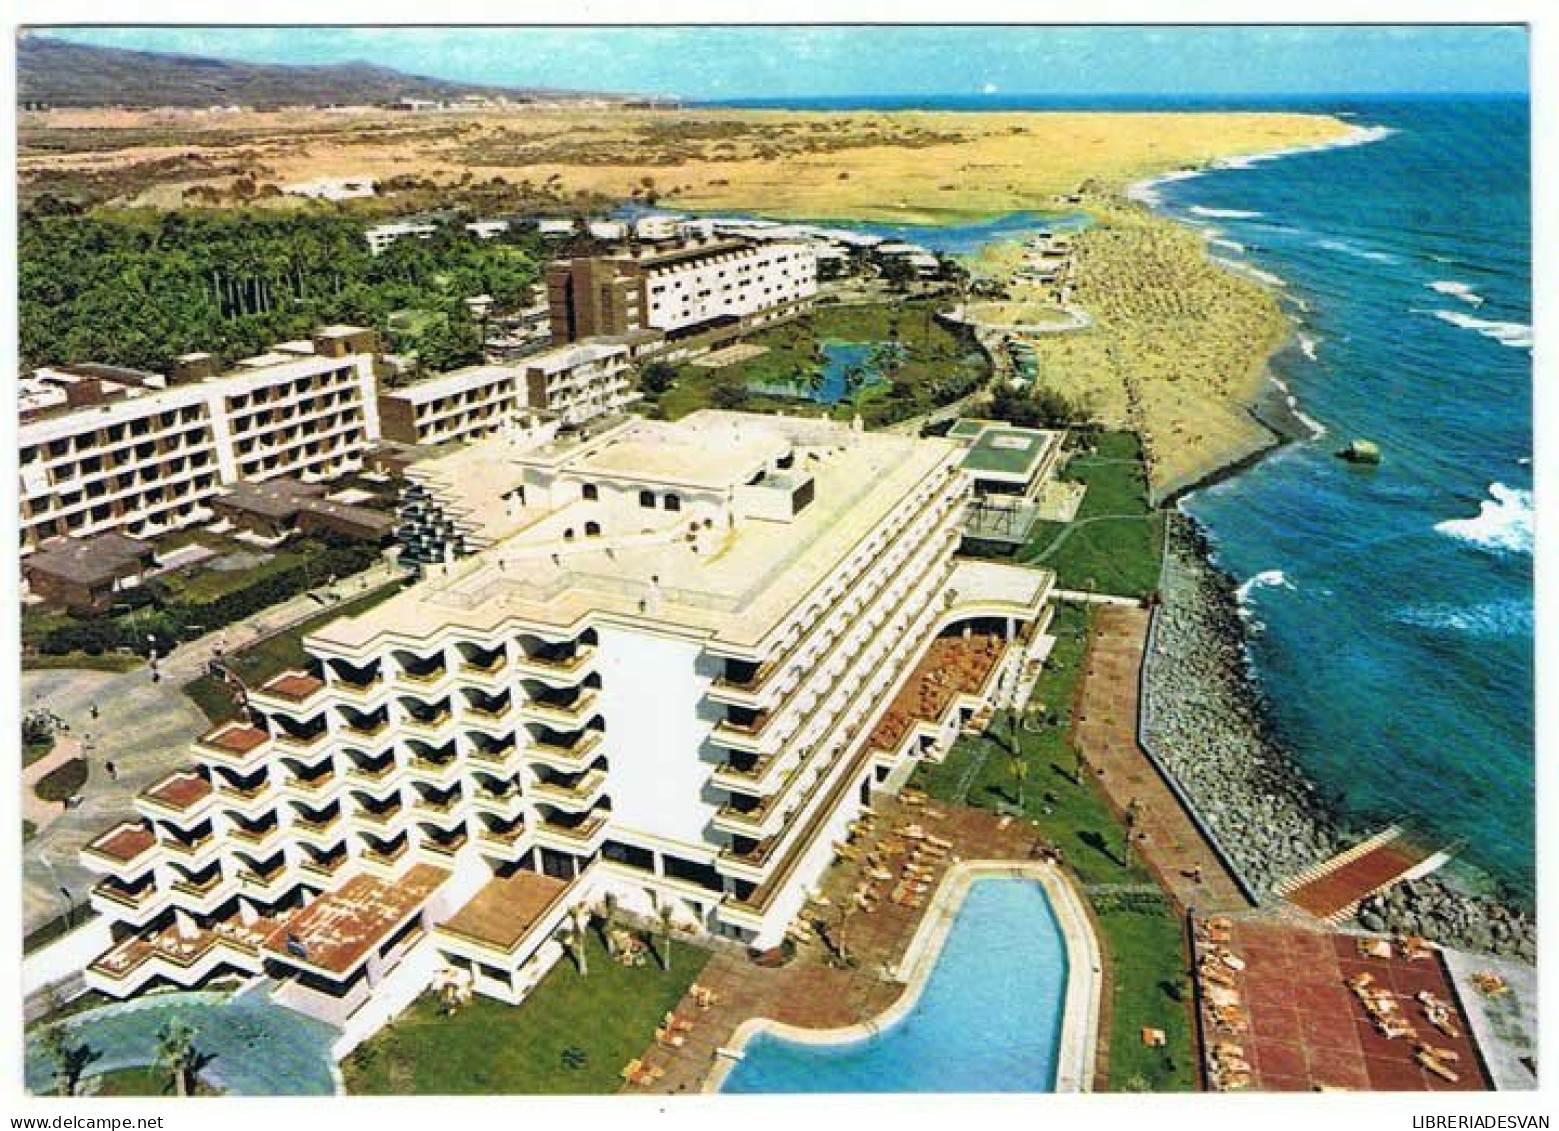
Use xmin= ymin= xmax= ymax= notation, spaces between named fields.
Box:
xmin=41 ymin=26 xmax=1529 ymax=100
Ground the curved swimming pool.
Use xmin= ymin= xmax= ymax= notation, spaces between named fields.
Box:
xmin=722 ymin=876 xmax=1072 ymax=1093
xmin=25 ymin=987 xmax=340 ymax=1096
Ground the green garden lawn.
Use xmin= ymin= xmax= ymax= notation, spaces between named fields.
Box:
xmin=344 ymin=930 xmax=706 ymax=1094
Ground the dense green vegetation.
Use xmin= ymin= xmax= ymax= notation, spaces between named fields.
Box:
xmin=910 ymin=602 xmax=1196 ymax=1092
xmin=22 ymin=652 xmax=144 ymax=674
xmin=653 ymin=299 xmax=987 ymax=427
xmin=27 ymin=537 xmax=383 ymax=660
xmin=345 ymin=929 xmax=706 ymax=1095
xmin=23 ymin=712 xmax=57 ymax=768
xmin=19 ymin=210 xmax=544 ymax=374
xmin=183 ymin=579 xmax=411 ymax=724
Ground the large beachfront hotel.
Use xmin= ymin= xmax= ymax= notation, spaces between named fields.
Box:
xmin=77 ymin=409 xmax=1056 ymax=1042
xmin=18 ymin=327 xmax=381 ymax=555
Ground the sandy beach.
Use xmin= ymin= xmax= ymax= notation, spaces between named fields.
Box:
xmin=20 ymin=104 xmax=1356 ymax=497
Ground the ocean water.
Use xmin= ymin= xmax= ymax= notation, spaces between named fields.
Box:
xmin=722 ymin=878 xmax=1068 ymax=1092
xmin=712 ymin=94 xmax=1533 ymax=899
xmin=1153 ymin=98 xmax=1533 ymax=899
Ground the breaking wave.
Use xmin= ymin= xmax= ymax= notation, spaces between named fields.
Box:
xmin=1434 ymin=483 xmax=1534 ymax=556
xmin=1430 ymin=309 xmax=1532 ymax=351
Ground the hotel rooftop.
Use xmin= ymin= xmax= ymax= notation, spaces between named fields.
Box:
xmin=319 ymin=411 xmax=964 ymax=653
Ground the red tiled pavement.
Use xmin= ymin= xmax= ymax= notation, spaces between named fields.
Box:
xmin=1196 ymin=917 xmax=1491 ymax=1092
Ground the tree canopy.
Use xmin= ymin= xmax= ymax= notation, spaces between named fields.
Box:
xmin=19 ymin=210 xmax=544 ymax=374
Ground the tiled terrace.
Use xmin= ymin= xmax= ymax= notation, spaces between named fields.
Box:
xmin=625 ymin=797 xmax=1052 ymax=1094
xmin=142 ymin=768 xmax=213 ymax=810
xmin=866 ymin=631 xmax=1004 ymax=752
xmin=1194 ymin=916 xmax=1491 ymax=1092
xmin=1282 ymin=838 xmax=1434 ymax=923
xmin=263 ymin=863 xmax=449 ymax=975
xmin=1074 ymin=606 xmax=1250 ymax=914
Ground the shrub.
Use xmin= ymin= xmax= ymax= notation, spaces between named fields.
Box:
xmin=34 ymin=758 xmax=89 ymax=804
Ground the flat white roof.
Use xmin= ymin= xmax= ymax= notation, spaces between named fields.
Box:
xmin=312 ymin=411 xmax=963 ymax=653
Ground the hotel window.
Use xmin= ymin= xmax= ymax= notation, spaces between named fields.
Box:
xmin=581 ymin=483 xmax=599 ymax=501
xmin=664 ymin=493 xmax=682 ymax=513
xmin=639 ymin=490 xmax=656 ymax=509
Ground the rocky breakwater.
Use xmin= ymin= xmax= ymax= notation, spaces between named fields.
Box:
xmin=1141 ymin=513 xmax=1340 ymax=893
xmin=1144 ymin=512 xmax=1535 ymax=961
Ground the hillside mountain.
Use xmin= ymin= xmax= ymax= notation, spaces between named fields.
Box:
xmin=18 ymin=33 xmax=624 ymax=108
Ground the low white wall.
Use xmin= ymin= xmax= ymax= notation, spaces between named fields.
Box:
xmin=329 ymin=934 xmax=443 ymax=1062
xmin=23 ymin=918 xmax=112 ymax=998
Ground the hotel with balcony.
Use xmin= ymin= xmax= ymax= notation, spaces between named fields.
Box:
xmin=376 ymin=342 xmax=638 ymax=451
xmin=546 ymin=238 xmax=817 ymax=362
xmin=78 ymin=410 xmax=1055 ymax=1027
xmin=20 ymin=327 xmax=381 ymax=554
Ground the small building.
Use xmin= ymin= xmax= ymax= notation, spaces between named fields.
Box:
xmin=365 ymin=220 xmax=439 ymax=256
xmin=283 ymin=177 xmax=376 ymax=202
xmin=949 ymin=418 xmax=1065 ymax=501
xmin=465 ymin=219 xmax=510 ymax=241
xmin=586 ymin=219 xmax=629 ymax=242
xmin=948 ymin=418 xmax=1067 ymax=547
xmin=23 ymin=533 xmax=157 ymax=612
xmin=210 ymin=479 xmax=394 ymax=545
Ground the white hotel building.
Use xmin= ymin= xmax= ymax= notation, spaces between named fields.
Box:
xmin=377 ymin=342 xmax=638 ymax=451
xmin=78 ymin=411 xmax=1054 ymax=1031
xmin=20 ymin=328 xmax=381 ymax=555
xmin=546 ymin=239 xmax=818 ymax=356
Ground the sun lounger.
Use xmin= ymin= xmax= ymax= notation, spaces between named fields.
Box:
xmin=1376 ymin=1018 xmax=1418 ymax=1040
xmin=1416 ymin=1050 xmax=1460 ymax=1084
xmin=1471 ymin=971 xmax=1509 ymax=996
xmin=1141 ymin=1027 xmax=1167 ymax=1047
xmin=620 ymin=1058 xmax=645 ymax=1082
xmin=1358 ymin=938 xmax=1393 ymax=960
xmin=655 ymin=1028 xmax=685 ymax=1049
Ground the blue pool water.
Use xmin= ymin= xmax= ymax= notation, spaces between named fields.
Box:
xmin=748 ymin=340 xmax=893 ymax=405
xmin=26 ymin=988 xmax=340 ymax=1096
xmin=722 ymin=878 xmax=1069 ymax=1093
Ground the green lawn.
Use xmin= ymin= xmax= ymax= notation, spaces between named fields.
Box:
xmin=160 ymin=547 xmax=307 ymax=605
xmin=654 ymin=299 xmax=986 ymax=427
xmin=24 ymin=734 xmax=56 ymax=768
xmin=34 ymin=758 xmax=89 ymax=804
xmin=1016 ymin=432 xmax=1165 ymax=600
xmin=23 ymin=652 xmax=143 ymax=674
xmin=183 ymin=581 xmax=410 ymax=724
xmin=344 ymin=929 xmax=707 ymax=1094
xmin=909 ymin=601 xmax=1196 ymax=1092
xmin=89 ymin=1066 xmax=175 ymax=1097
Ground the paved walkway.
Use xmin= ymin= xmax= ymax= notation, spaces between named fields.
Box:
xmin=1071 ymin=606 xmax=1250 ymax=915
xmin=625 ymin=798 xmax=1050 ymax=1094
xmin=21 ymin=562 xmax=408 ymax=934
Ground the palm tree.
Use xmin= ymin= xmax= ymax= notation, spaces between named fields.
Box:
xmin=1007 ymin=752 xmax=1030 ymax=809
xmin=556 ymin=923 xmax=588 ymax=977
xmin=655 ymin=901 xmax=678 ymax=972
xmin=37 ymin=1023 xmax=78 ymax=1097
xmin=598 ymin=891 xmax=620 ymax=958
xmin=155 ymin=1019 xmax=200 ymax=1098
xmin=1125 ymin=798 xmax=1143 ymax=868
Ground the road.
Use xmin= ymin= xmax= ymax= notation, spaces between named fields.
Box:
xmin=20 ymin=560 xmax=408 ymax=935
